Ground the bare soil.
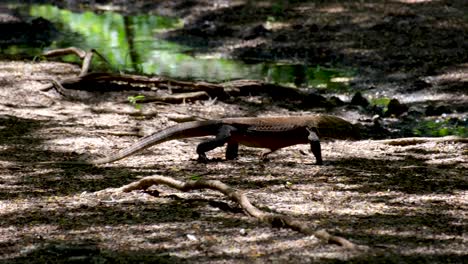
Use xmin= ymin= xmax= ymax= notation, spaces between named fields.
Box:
xmin=0 ymin=60 xmax=466 ymax=263
xmin=1 ymin=0 xmax=467 ymax=263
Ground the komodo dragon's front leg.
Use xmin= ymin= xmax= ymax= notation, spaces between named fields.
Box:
xmin=307 ymin=127 xmax=323 ymax=165
xmin=196 ymin=125 xmax=238 ymax=162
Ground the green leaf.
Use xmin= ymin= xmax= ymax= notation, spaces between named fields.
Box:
xmin=189 ymin=174 xmax=202 ymax=181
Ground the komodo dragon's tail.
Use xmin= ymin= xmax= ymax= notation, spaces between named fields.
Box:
xmin=89 ymin=120 xmax=221 ymax=164
xmin=35 ymin=120 xmax=221 ymax=166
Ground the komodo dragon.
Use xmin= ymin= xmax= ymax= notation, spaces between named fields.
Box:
xmin=46 ymin=115 xmax=360 ymax=165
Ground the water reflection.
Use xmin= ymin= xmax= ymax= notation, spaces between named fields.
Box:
xmin=8 ymin=4 xmax=353 ymax=88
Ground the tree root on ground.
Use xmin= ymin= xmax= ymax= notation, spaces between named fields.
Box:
xmin=98 ymin=175 xmax=365 ymax=250
xmin=39 ymin=47 xmax=329 ymax=105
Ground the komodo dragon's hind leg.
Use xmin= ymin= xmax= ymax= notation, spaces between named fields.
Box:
xmin=307 ymin=127 xmax=323 ymax=165
xmin=196 ymin=125 xmax=237 ymax=162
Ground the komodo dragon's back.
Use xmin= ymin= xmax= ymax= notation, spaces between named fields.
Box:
xmin=222 ymin=115 xmax=360 ymax=140
xmin=304 ymin=114 xmax=360 ymax=140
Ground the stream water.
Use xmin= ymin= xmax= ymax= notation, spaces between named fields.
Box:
xmin=2 ymin=4 xmax=353 ymax=90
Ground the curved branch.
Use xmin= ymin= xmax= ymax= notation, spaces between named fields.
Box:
xmin=43 ymin=47 xmax=113 ymax=76
xmin=112 ymin=175 xmax=362 ymax=249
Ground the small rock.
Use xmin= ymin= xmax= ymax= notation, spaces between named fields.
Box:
xmin=187 ymin=234 xmax=197 ymax=241
xmin=242 ymin=24 xmax=270 ymax=40
xmin=411 ymin=79 xmax=431 ymax=91
xmin=239 ymin=228 xmax=247 ymax=236
xmin=351 ymin=92 xmax=369 ymax=107
xmin=328 ymin=96 xmax=345 ymax=106
xmin=385 ymin=98 xmax=408 ymax=117
xmin=425 ymin=105 xmax=451 ymax=116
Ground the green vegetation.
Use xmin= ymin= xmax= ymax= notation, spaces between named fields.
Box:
xmin=370 ymin=97 xmax=391 ymax=114
xmin=413 ymin=118 xmax=467 ymax=137
xmin=189 ymin=174 xmax=202 ymax=181
xmin=263 ymin=64 xmax=354 ymax=90
xmin=127 ymin=95 xmax=146 ymax=110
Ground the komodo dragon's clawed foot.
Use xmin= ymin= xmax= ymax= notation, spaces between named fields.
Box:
xmin=260 ymin=149 xmax=276 ymax=162
xmin=196 ymin=155 xmax=224 ymax=163
xmin=197 ymin=155 xmax=209 ymax=163
xmin=259 ymin=156 xmax=271 ymax=162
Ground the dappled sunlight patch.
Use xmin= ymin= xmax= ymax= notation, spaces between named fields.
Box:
xmin=317 ymin=5 xmax=347 ymax=14
xmin=361 ymin=227 xmax=463 ymax=245
xmin=43 ymin=137 xmax=111 ymax=153
xmin=389 ymin=191 xmax=468 ymax=206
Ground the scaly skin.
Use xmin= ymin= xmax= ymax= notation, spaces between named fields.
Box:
xmin=42 ymin=115 xmax=360 ymax=165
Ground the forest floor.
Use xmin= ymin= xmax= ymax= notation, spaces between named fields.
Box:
xmin=0 ymin=0 xmax=467 ymax=263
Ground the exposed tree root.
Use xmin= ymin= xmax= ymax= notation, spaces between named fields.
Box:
xmin=134 ymin=91 xmax=210 ymax=103
xmin=38 ymin=47 xmax=330 ymax=105
xmin=103 ymin=175 xmax=364 ymax=250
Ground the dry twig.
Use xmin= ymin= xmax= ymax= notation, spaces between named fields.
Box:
xmin=103 ymin=175 xmax=363 ymax=250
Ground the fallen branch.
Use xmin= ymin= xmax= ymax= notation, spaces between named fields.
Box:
xmin=134 ymin=91 xmax=210 ymax=103
xmin=43 ymin=47 xmax=113 ymax=76
xmin=57 ymin=72 xmax=228 ymax=97
xmin=104 ymin=175 xmax=362 ymax=250
xmin=39 ymin=47 xmax=330 ymax=105
xmin=29 ymin=76 xmax=82 ymax=99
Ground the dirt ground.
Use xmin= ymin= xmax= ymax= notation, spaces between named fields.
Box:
xmin=0 ymin=62 xmax=466 ymax=263
xmin=1 ymin=0 xmax=467 ymax=263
